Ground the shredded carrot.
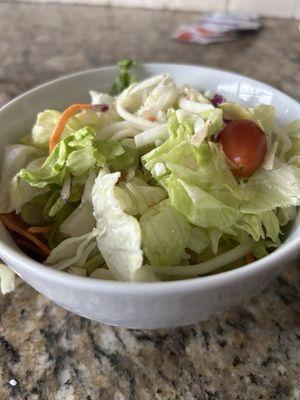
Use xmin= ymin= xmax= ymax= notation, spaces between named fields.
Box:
xmin=0 ymin=213 xmax=50 ymax=256
xmin=49 ymin=103 xmax=109 ymax=152
xmin=27 ymin=225 xmax=54 ymax=234
xmin=245 ymin=253 xmax=256 ymax=264
xmin=49 ymin=104 xmax=93 ymax=153
xmin=147 ymin=115 xmax=157 ymax=122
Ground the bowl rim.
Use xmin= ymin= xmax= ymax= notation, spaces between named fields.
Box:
xmin=0 ymin=62 xmax=299 ymax=294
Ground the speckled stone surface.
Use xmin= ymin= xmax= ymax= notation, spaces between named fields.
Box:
xmin=0 ymin=2 xmax=300 ymax=399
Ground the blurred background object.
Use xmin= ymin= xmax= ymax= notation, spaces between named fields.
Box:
xmin=174 ymin=12 xmax=262 ymax=44
xmin=12 ymin=0 xmax=300 ymax=19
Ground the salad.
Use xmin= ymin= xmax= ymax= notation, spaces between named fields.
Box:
xmin=1 ymin=60 xmax=300 ymax=284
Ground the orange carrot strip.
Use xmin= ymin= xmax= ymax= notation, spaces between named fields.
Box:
xmin=49 ymin=104 xmax=93 ymax=153
xmin=147 ymin=115 xmax=157 ymax=122
xmin=245 ymin=253 xmax=256 ymax=264
xmin=0 ymin=213 xmax=50 ymax=256
xmin=27 ymin=225 xmax=54 ymax=234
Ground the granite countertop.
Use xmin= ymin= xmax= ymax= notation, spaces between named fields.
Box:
xmin=0 ymin=2 xmax=300 ymax=399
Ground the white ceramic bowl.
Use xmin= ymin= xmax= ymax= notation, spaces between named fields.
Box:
xmin=1 ymin=64 xmax=300 ymax=329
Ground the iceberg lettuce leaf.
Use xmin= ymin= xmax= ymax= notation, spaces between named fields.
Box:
xmin=59 ymin=170 xmax=97 ymax=237
xmin=46 ymin=231 xmax=97 ymax=270
xmin=0 ymin=144 xmax=45 ymax=212
xmin=220 ymin=103 xmax=275 ymax=134
xmin=141 ymin=200 xmax=209 ymax=266
xmin=240 ymin=163 xmax=300 ymax=212
xmin=168 ymin=176 xmax=239 ymax=233
xmin=0 ymin=263 xmax=15 ymax=295
xmin=19 ymin=126 xmax=116 ymax=188
xmin=92 ymin=171 xmax=143 ymax=281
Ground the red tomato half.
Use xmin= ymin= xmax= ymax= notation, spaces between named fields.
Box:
xmin=218 ymin=119 xmax=267 ymax=177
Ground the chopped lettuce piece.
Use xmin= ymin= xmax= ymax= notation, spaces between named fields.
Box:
xmin=66 ymin=145 xmax=99 ymax=177
xmin=238 ymin=214 xmax=265 ymax=241
xmin=90 ymin=268 xmax=115 ymax=280
xmin=140 ymin=200 xmax=189 ymax=266
xmin=133 ymin=265 xmax=160 ymax=282
xmin=277 ymin=206 xmax=296 ymax=226
xmin=0 ymin=264 xmax=15 ymax=295
xmin=46 ymin=231 xmax=97 ymax=270
xmin=208 ymin=228 xmax=223 ymax=255
xmin=191 ymin=108 xmax=223 ymax=147
xmin=220 ymin=103 xmax=275 ymax=134
xmin=19 ymin=138 xmax=69 ymax=188
xmin=168 ymin=176 xmax=238 ymax=233
xmin=251 ymin=104 xmax=275 ymax=134
xmin=92 ymin=171 xmax=143 ymax=281
xmin=142 ymin=109 xmax=194 ymax=171
xmin=283 ymin=120 xmax=300 ymax=166
xmin=116 ymin=177 xmax=167 ymax=216
xmin=48 ymin=201 xmax=80 ymax=249
xmin=60 ymin=170 xmax=97 ymax=237
xmin=9 ymin=157 xmax=48 ymax=214
xmin=252 ymin=241 xmax=269 ymax=259
xmin=19 ymin=127 xmax=121 ymax=189
xmin=260 ymin=210 xmax=281 ymax=243
xmin=282 ymin=119 xmax=300 ymax=139
xmin=220 ymin=102 xmax=252 ymax=120
xmin=0 ymin=145 xmax=45 ymax=213
xmin=107 ymin=138 xmax=138 ymax=173
xmin=49 ymin=197 xmax=65 ymax=218
xmin=140 ymin=200 xmax=209 ymax=266
xmin=240 ymin=163 xmax=300 ymax=212
xmin=97 ymin=140 xmax=125 ymax=160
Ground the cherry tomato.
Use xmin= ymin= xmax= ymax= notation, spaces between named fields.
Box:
xmin=218 ymin=119 xmax=267 ymax=177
